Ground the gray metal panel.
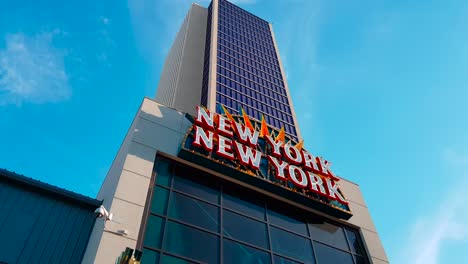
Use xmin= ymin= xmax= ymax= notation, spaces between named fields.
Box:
xmin=0 ymin=176 xmax=99 ymax=264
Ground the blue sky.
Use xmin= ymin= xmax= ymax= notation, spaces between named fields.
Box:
xmin=1 ymin=0 xmax=467 ymax=263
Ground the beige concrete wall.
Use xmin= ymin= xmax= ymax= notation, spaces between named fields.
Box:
xmin=339 ymin=179 xmax=389 ymax=263
xmin=82 ymin=98 xmax=192 ymax=263
xmin=155 ymin=4 xmax=208 ymax=117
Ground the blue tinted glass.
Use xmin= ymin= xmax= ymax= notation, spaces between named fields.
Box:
xmin=156 ymin=162 xmax=172 ymax=187
xmin=345 ymin=229 xmax=365 ymax=255
xmin=270 ymin=227 xmax=314 ymax=263
xmin=173 ymin=175 xmax=219 ymax=204
xmin=223 ymin=209 xmax=268 ymax=249
xmin=151 ymin=187 xmax=169 ymax=215
xmin=223 ymin=190 xmax=265 ymax=220
xmin=268 ymin=207 xmax=307 ymax=235
xmin=309 ymin=221 xmax=348 ymax=250
xmin=273 ymin=255 xmax=302 ymax=264
xmin=144 ymin=215 xmax=164 ymax=249
xmin=223 ymin=239 xmax=271 ymax=264
xmin=164 ymin=221 xmax=219 ymax=263
xmin=313 ymin=242 xmax=353 ymax=264
xmin=160 ymin=254 xmax=196 ymax=264
xmin=141 ymin=249 xmax=160 ymax=264
xmin=168 ymin=192 xmax=219 ymax=232
xmin=354 ymin=255 xmax=369 ymax=264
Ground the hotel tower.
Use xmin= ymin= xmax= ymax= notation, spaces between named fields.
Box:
xmin=81 ymin=0 xmax=389 ymax=263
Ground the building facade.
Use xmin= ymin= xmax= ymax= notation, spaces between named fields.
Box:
xmin=84 ymin=0 xmax=388 ymax=263
xmin=157 ymin=0 xmax=301 ymax=142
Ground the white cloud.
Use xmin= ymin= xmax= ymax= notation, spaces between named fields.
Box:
xmin=0 ymin=31 xmax=71 ymax=105
xmin=398 ymin=149 xmax=468 ymax=264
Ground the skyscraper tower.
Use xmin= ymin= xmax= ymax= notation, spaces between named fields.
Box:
xmin=156 ymin=0 xmax=301 ymax=142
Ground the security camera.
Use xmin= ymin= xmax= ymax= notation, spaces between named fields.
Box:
xmin=94 ymin=205 xmax=113 ymax=222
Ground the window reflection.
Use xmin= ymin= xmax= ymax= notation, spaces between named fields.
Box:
xmin=223 ymin=239 xmax=270 ymax=264
xmin=313 ymin=242 xmax=354 ymax=264
xmin=270 ymin=227 xmax=314 ymax=263
xmin=309 ymin=220 xmax=348 ymax=251
xmin=223 ymin=209 xmax=269 ymax=249
xmin=268 ymin=206 xmax=307 ymax=235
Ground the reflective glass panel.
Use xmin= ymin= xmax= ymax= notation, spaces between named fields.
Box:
xmin=141 ymin=249 xmax=159 ymax=264
xmin=354 ymin=255 xmax=369 ymax=264
xmin=309 ymin=221 xmax=348 ymax=250
xmin=223 ymin=188 xmax=265 ymax=220
xmin=144 ymin=215 xmax=164 ymax=249
xmin=270 ymin=227 xmax=314 ymax=263
xmin=268 ymin=207 xmax=307 ymax=235
xmin=156 ymin=162 xmax=172 ymax=187
xmin=273 ymin=255 xmax=303 ymax=264
xmin=313 ymin=242 xmax=354 ymax=264
xmin=168 ymin=192 xmax=219 ymax=232
xmin=223 ymin=239 xmax=271 ymax=264
xmin=223 ymin=209 xmax=268 ymax=249
xmin=164 ymin=221 xmax=219 ymax=264
xmin=160 ymin=254 xmax=196 ymax=264
xmin=173 ymin=175 xmax=219 ymax=204
xmin=345 ymin=229 xmax=365 ymax=255
xmin=151 ymin=187 xmax=169 ymax=215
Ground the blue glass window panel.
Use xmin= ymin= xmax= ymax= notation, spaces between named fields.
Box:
xmin=354 ymin=255 xmax=369 ymax=264
xmin=164 ymin=221 xmax=219 ymax=263
xmin=345 ymin=229 xmax=365 ymax=255
xmin=168 ymin=192 xmax=219 ymax=232
xmin=141 ymin=249 xmax=160 ymax=264
xmin=156 ymin=162 xmax=172 ymax=187
xmin=160 ymin=254 xmax=196 ymax=264
xmin=223 ymin=209 xmax=268 ymax=249
xmin=144 ymin=215 xmax=165 ymax=249
xmin=313 ymin=242 xmax=354 ymax=264
xmin=173 ymin=175 xmax=219 ymax=204
xmin=223 ymin=239 xmax=271 ymax=264
xmin=273 ymin=255 xmax=302 ymax=264
xmin=268 ymin=207 xmax=307 ymax=235
xmin=309 ymin=221 xmax=349 ymax=250
xmin=270 ymin=227 xmax=314 ymax=263
xmin=151 ymin=187 xmax=169 ymax=215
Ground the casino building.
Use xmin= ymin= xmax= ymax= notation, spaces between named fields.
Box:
xmin=82 ymin=0 xmax=389 ymax=263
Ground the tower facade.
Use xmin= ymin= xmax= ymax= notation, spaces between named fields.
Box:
xmin=156 ymin=0 xmax=301 ymax=142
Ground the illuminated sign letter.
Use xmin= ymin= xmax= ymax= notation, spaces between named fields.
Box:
xmin=325 ymin=178 xmax=348 ymax=204
xmin=266 ymin=136 xmax=282 ymax=157
xmin=318 ymin=158 xmax=339 ymax=180
xmin=283 ymin=144 xmax=303 ymax=164
xmin=216 ymin=135 xmax=234 ymax=159
xmin=233 ymin=122 xmax=259 ymax=147
xmin=307 ymin=172 xmax=327 ymax=195
xmin=195 ymin=106 xmax=214 ymax=129
xmin=302 ymin=151 xmax=320 ymax=172
xmin=217 ymin=115 xmax=233 ymax=137
xmin=288 ymin=165 xmax=308 ymax=188
xmin=268 ymin=156 xmax=288 ymax=180
xmin=192 ymin=126 xmax=214 ymax=152
xmin=234 ymin=141 xmax=262 ymax=170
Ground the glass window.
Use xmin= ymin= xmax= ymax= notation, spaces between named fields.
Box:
xmin=345 ymin=229 xmax=365 ymax=255
xmin=223 ymin=209 xmax=269 ymax=248
xmin=273 ymin=255 xmax=303 ymax=264
xmin=223 ymin=239 xmax=271 ymax=264
xmin=151 ymin=187 xmax=169 ymax=215
xmin=141 ymin=249 xmax=160 ymax=264
xmin=268 ymin=207 xmax=307 ymax=235
xmin=309 ymin=221 xmax=348 ymax=250
xmin=156 ymin=162 xmax=172 ymax=187
xmin=223 ymin=188 xmax=265 ymax=220
xmin=168 ymin=192 xmax=219 ymax=232
xmin=270 ymin=227 xmax=314 ymax=263
xmin=144 ymin=215 xmax=165 ymax=249
xmin=173 ymin=174 xmax=219 ymax=204
xmin=354 ymin=255 xmax=369 ymax=264
xmin=160 ymin=254 xmax=196 ymax=264
xmin=313 ymin=242 xmax=354 ymax=264
xmin=164 ymin=221 xmax=219 ymax=263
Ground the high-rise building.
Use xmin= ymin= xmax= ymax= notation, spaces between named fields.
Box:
xmin=83 ymin=1 xmax=389 ymax=263
xmin=156 ymin=0 xmax=301 ymax=142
